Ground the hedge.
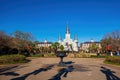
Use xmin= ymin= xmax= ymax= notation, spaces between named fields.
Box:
xmin=0 ymin=54 xmax=28 ymax=64
xmin=104 ymin=56 xmax=120 ymax=65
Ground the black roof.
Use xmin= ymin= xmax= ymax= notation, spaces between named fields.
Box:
xmin=83 ymin=42 xmax=100 ymax=44
xmin=39 ymin=42 xmax=53 ymax=44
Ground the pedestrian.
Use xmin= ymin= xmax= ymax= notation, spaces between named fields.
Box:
xmin=116 ymin=51 xmax=120 ymax=56
xmin=110 ymin=51 xmax=113 ymax=56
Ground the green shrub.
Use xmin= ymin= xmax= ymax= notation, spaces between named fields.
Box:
xmin=43 ymin=53 xmax=56 ymax=58
xmin=71 ymin=53 xmax=106 ymax=58
xmin=30 ymin=54 xmax=44 ymax=57
xmin=74 ymin=53 xmax=91 ymax=58
xmin=90 ymin=55 xmax=106 ymax=58
xmin=0 ymin=54 xmax=28 ymax=64
xmin=29 ymin=53 xmax=56 ymax=58
xmin=105 ymin=56 xmax=120 ymax=65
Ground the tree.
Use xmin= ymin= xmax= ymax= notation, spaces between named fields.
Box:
xmin=0 ymin=30 xmax=35 ymax=55
xmin=13 ymin=30 xmax=34 ymax=41
xmin=51 ymin=42 xmax=60 ymax=53
xmin=59 ymin=45 xmax=64 ymax=51
xmin=69 ymin=44 xmax=74 ymax=53
xmin=48 ymin=46 xmax=53 ymax=53
xmin=0 ymin=31 xmax=14 ymax=55
xmin=0 ymin=31 xmax=12 ymax=47
xmin=34 ymin=41 xmax=40 ymax=45
xmin=101 ymin=30 xmax=120 ymax=52
xmin=12 ymin=31 xmax=35 ymax=54
xmin=89 ymin=43 xmax=99 ymax=53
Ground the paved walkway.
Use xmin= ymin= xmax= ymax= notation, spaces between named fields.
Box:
xmin=0 ymin=58 xmax=120 ymax=80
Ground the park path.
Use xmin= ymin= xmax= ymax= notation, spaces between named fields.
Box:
xmin=0 ymin=58 xmax=120 ymax=80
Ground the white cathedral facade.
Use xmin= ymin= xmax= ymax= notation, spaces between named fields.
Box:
xmin=58 ymin=24 xmax=78 ymax=52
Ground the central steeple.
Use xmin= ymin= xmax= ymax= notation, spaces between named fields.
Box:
xmin=66 ymin=23 xmax=70 ymax=34
xmin=65 ymin=23 xmax=71 ymax=43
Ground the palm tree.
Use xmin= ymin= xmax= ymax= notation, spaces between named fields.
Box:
xmin=69 ymin=44 xmax=74 ymax=53
xmin=59 ymin=45 xmax=64 ymax=51
xmin=51 ymin=42 xmax=60 ymax=53
xmin=89 ymin=43 xmax=99 ymax=53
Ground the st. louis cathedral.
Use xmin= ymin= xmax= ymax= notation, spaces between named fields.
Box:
xmin=58 ymin=24 xmax=78 ymax=52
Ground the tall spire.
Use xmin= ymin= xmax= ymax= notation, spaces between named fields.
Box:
xmin=74 ymin=34 xmax=78 ymax=40
xmin=66 ymin=23 xmax=70 ymax=34
xmin=58 ymin=34 xmax=62 ymax=41
xmin=74 ymin=34 xmax=76 ymax=40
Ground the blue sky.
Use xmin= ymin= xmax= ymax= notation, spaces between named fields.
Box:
xmin=0 ymin=0 xmax=120 ymax=44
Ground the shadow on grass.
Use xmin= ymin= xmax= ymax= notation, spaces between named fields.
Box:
xmin=11 ymin=65 xmax=54 ymax=80
xmin=101 ymin=66 xmax=120 ymax=80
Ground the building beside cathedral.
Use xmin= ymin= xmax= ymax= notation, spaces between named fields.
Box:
xmin=80 ymin=39 xmax=101 ymax=53
xmin=58 ymin=24 xmax=78 ymax=52
xmin=38 ymin=40 xmax=52 ymax=47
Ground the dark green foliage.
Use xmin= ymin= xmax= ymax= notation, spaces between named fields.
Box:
xmin=72 ymin=53 xmax=107 ymax=58
xmin=30 ymin=53 xmax=44 ymax=57
xmin=59 ymin=45 xmax=64 ymax=51
xmin=0 ymin=54 xmax=28 ymax=64
xmin=29 ymin=53 xmax=56 ymax=58
xmin=105 ymin=56 xmax=120 ymax=65
xmin=51 ymin=42 xmax=60 ymax=53
xmin=9 ymin=48 xmax=18 ymax=54
xmin=0 ymin=30 xmax=35 ymax=55
xmin=43 ymin=53 xmax=56 ymax=58
xmin=89 ymin=43 xmax=99 ymax=53
xmin=90 ymin=55 xmax=106 ymax=58
xmin=21 ymin=49 xmax=30 ymax=57
xmin=73 ymin=53 xmax=91 ymax=58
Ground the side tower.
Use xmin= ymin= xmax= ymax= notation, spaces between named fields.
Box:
xmin=73 ymin=35 xmax=78 ymax=52
xmin=58 ymin=35 xmax=62 ymax=45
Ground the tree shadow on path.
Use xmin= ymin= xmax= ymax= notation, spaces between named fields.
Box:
xmin=63 ymin=61 xmax=74 ymax=65
xmin=0 ymin=65 xmax=20 ymax=76
xmin=0 ymin=72 xmax=19 ymax=76
xmin=11 ymin=64 xmax=54 ymax=80
xmin=0 ymin=66 xmax=18 ymax=73
xmin=0 ymin=65 xmax=28 ymax=76
xmin=49 ymin=64 xmax=90 ymax=80
xmin=49 ymin=65 xmax=74 ymax=80
xmin=101 ymin=66 xmax=120 ymax=80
